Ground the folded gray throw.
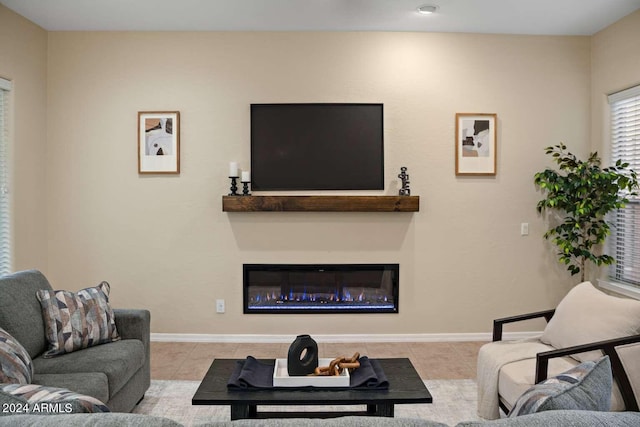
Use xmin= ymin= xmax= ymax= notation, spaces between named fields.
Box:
xmin=227 ymin=356 xmax=274 ymax=389
xmin=352 ymin=356 xmax=389 ymax=388
xmin=227 ymin=356 xmax=388 ymax=390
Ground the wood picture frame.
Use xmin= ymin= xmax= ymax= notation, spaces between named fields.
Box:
xmin=138 ymin=111 xmax=180 ymax=174
xmin=455 ymin=113 xmax=497 ymax=176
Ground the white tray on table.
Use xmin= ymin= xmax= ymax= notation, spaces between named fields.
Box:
xmin=273 ymin=358 xmax=350 ymax=387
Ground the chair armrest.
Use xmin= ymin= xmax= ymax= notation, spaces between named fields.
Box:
xmin=113 ymin=309 xmax=151 ymax=397
xmin=492 ymin=309 xmax=555 ymax=341
xmin=113 ymin=309 xmax=151 ymax=389
xmin=535 ymin=334 xmax=640 ymax=411
xmin=114 ymin=309 xmax=150 ymax=344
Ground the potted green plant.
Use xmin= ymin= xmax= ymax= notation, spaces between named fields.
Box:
xmin=534 ymin=143 xmax=638 ymax=281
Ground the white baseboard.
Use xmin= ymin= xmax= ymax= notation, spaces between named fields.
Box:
xmin=150 ymin=331 xmax=541 ymax=343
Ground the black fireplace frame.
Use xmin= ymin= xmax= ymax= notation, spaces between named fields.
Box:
xmin=243 ymin=263 xmax=399 ymax=314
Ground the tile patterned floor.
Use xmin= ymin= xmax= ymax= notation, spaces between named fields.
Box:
xmin=151 ymin=341 xmax=484 ymax=381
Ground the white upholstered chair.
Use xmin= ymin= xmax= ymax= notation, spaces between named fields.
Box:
xmin=477 ymin=281 xmax=640 ymax=419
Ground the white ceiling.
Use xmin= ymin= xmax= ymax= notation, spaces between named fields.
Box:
xmin=1 ymin=0 xmax=640 ymax=35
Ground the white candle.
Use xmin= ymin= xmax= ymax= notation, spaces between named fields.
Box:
xmin=241 ymin=171 xmax=251 ymax=182
xmin=229 ymin=161 xmax=238 ymax=177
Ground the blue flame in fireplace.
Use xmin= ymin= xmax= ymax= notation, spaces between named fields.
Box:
xmin=244 ymin=264 xmax=398 ymax=313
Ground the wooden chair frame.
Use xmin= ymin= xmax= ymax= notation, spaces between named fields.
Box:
xmin=492 ymin=309 xmax=640 ymax=413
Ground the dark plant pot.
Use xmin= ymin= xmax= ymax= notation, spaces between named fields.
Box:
xmin=287 ymin=334 xmax=318 ymax=376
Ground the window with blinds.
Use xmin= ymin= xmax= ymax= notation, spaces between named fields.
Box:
xmin=0 ymin=77 xmax=12 ymax=276
xmin=608 ymin=84 xmax=640 ymax=287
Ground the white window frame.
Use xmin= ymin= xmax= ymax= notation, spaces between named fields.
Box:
xmin=598 ymin=84 xmax=640 ymax=300
xmin=0 ymin=77 xmax=12 ymax=277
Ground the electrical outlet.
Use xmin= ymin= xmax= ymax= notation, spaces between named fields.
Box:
xmin=520 ymin=223 xmax=529 ymax=236
xmin=216 ymin=299 xmax=225 ymax=313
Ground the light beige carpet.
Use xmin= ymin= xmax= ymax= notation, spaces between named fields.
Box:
xmin=134 ymin=379 xmax=481 ymax=426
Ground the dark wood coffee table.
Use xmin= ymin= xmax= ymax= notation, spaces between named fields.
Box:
xmin=192 ymin=357 xmax=432 ymax=420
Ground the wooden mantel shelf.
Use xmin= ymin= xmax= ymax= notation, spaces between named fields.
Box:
xmin=222 ymin=195 xmax=420 ymax=212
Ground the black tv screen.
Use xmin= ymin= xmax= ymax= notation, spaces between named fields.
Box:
xmin=250 ymin=103 xmax=384 ymax=191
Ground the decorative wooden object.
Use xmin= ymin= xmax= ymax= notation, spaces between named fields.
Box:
xmin=311 ymin=353 xmax=361 ymax=376
xmin=222 ymin=195 xmax=420 ymax=212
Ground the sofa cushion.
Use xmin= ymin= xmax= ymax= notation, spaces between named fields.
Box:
xmin=0 ymin=327 xmax=34 ymax=384
xmin=0 ymin=414 xmax=184 ymax=426
xmin=0 ymin=270 xmax=52 ymax=358
xmin=616 ymin=342 xmax=640 ymax=410
xmin=540 ymin=281 xmax=640 ymax=362
xmin=208 ymin=417 xmax=448 ymax=427
xmin=498 ymin=355 xmax=625 ymax=412
xmin=498 ymin=354 xmax=578 ymax=411
xmin=509 ymin=356 xmax=612 ymax=417
xmin=36 ymin=281 xmax=121 ymax=358
xmin=33 ymin=339 xmax=144 ymax=399
xmin=0 ymin=383 xmax=109 ymax=414
xmin=456 ymin=410 xmax=640 ymax=427
xmin=33 ymin=372 xmax=110 ymax=405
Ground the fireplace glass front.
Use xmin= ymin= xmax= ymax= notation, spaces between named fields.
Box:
xmin=243 ymin=264 xmax=399 ymax=314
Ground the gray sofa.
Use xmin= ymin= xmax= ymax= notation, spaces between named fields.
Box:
xmin=0 ymin=269 xmax=150 ymax=412
xmin=0 ymin=411 xmax=639 ymax=426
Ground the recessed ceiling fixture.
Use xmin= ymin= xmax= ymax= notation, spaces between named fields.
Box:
xmin=417 ymin=5 xmax=438 ymax=15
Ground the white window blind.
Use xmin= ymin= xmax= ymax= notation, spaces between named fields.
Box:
xmin=608 ymin=84 xmax=640 ymax=287
xmin=0 ymin=77 xmax=12 ymax=276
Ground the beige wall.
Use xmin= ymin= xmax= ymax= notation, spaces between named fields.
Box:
xmin=591 ymin=10 xmax=640 ymax=161
xmin=0 ymin=5 xmax=48 ymax=272
xmin=2 ymin=5 xmax=635 ymax=338
xmin=44 ymin=31 xmax=592 ymax=335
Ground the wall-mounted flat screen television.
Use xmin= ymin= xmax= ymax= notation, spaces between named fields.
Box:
xmin=250 ymin=103 xmax=384 ymax=191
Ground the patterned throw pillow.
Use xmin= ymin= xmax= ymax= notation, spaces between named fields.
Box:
xmin=36 ymin=281 xmax=120 ymax=358
xmin=0 ymin=327 xmax=34 ymax=384
xmin=509 ymin=356 xmax=612 ymax=417
xmin=0 ymin=383 xmax=110 ymax=413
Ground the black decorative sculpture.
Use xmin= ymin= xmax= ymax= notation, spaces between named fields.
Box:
xmin=398 ymin=167 xmax=410 ymax=196
xmin=287 ymin=334 xmax=318 ymax=376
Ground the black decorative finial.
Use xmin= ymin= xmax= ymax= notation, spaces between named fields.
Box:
xmin=398 ymin=167 xmax=410 ymax=196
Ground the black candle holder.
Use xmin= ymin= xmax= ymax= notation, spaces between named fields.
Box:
xmin=228 ymin=176 xmax=239 ymax=196
xmin=398 ymin=167 xmax=411 ymax=196
xmin=241 ymin=181 xmax=251 ymax=196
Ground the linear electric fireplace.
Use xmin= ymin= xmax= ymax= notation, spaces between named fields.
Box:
xmin=243 ymin=264 xmax=399 ymax=314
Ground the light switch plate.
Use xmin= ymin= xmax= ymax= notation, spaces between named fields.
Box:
xmin=216 ymin=299 xmax=225 ymax=313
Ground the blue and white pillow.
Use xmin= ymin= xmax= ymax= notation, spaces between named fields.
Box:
xmin=509 ymin=356 xmax=612 ymax=417
xmin=0 ymin=327 xmax=33 ymax=384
